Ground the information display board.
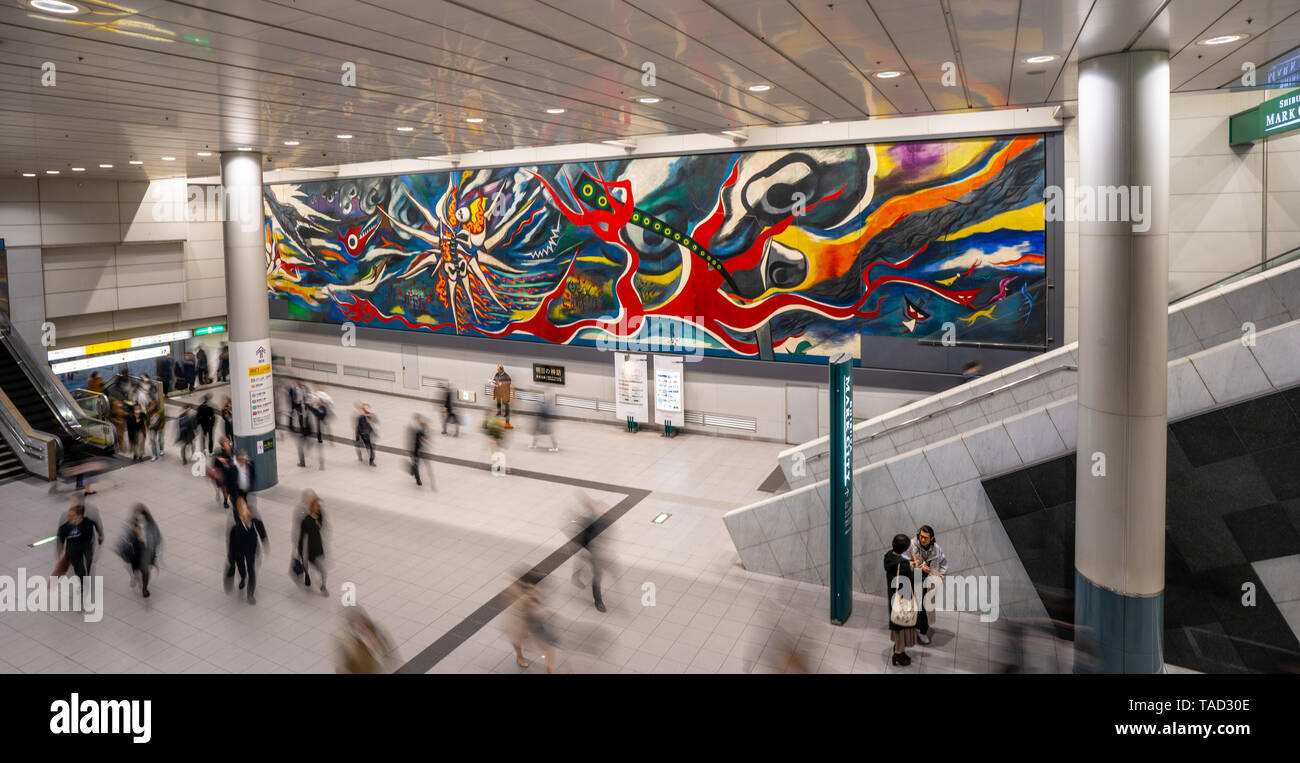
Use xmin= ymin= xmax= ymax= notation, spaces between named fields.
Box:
xmin=613 ymin=353 xmax=649 ymax=424
xmin=229 ymin=338 xmax=276 ymax=435
xmin=653 ymin=355 xmax=684 ymax=428
xmin=532 ymin=363 xmax=565 ymax=385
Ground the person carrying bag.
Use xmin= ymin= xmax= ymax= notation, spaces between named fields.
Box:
xmin=884 ymin=533 xmax=919 ymax=666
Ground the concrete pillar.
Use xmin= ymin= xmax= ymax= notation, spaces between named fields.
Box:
xmin=220 ymin=151 xmax=277 ymax=490
xmin=1073 ymin=50 xmax=1169 ymax=673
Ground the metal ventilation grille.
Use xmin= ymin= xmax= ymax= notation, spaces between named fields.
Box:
xmin=684 ymin=411 xmax=704 ymax=425
xmin=344 ymin=366 xmax=395 ymax=382
xmin=556 ymin=395 xmax=597 ymax=410
xmin=596 ymin=400 xmax=616 ymax=413
xmin=422 ymin=377 xmax=448 ymax=389
xmin=702 ymin=412 xmax=757 ymax=431
xmin=515 ymin=390 xmax=544 ymax=404
xmin=290 ymin=358 xmax=336 ymax=373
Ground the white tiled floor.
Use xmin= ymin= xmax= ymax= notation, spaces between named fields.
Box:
xmin=0 ymin=380 xmax=1070 ymax=674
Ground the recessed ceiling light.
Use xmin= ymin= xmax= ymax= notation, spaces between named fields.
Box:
xmin=237 ymin=146 xmax=252 ymax=151
xmin=71 ymin=167 xmax=84 ymax=172
xmin=1024 ymin=54 xmax=1057 ymax=64
xmin=99 ymin=164 xmax=112 ymax=168
xmin=874 ymin=70 xmax=903 ymax=79
xmin=395 ymin=126 xmax=414 ymax=132
xmin=546 ymin=108 xmax=566 ymax=114
xmin=282 ymin=140 xmax=299 ymax=146
xmin=46 ymin=170 xmax=59 ymax=174
xmin=466 ymin=117 xmax=484 ymax=124
xmin=336 ymin=134 xmax=352 ymax=140
xmin=29 ymin=0 xmax=83 ymax=14
xmin=747 ymin=84 xmax=772 ymax=92
xmin=196 ymin=152 xmax=211 ymax=157
xmin=1199 ymin=33 xmax=1247 ymax=46
xmin=161 ymin=156 xmax=175 ymax=161
xmin=22 ymin=172 xmax=35 ymax=177
xmin=637 ymin=96 xmax=661 ymax=104
xmin=128 ymin=160 xmax=143 ymax=165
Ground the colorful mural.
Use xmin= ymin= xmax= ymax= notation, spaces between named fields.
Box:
xmin=265 ymin=134 xmax=1048 ymax=362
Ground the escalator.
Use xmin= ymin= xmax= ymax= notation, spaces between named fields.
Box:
xmin=0 ymin=436 xmax=24 ymax=482
xmin=0 ymin=316 xmax=115 ymax=466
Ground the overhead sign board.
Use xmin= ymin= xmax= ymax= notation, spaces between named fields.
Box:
xmin=1229 ymin=88 xmax=1300 ymax=145
xmin=532 ymin=363 xmax=565 ymax=385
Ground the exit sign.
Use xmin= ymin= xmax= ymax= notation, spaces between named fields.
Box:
xmin=195 ymin=324 xmax=225 ymax=336
xmin=1229 ymin=88 xmax=1300 ymax=145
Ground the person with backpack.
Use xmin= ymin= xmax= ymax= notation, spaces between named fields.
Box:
xmin=354 ymin=403 xmax=377 ymax=466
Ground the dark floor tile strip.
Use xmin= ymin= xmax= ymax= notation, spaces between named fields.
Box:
xmin=396 ymin=487 xmax=649 ymax=674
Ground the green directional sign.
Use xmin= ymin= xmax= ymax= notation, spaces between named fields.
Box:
xmin=828 ymin=353 xmax=854 ymax=625
xmin=194 ymin=324 xmax=226 ymax=336
xmin=1229 ymin=88 xmax=1300 ymax=145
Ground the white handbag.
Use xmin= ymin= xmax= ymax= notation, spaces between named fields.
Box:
xmin=890 ymin=563 xmax=918 ymax=627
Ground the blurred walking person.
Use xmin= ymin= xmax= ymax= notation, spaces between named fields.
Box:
xmin=116 ymin=504 xmax=162 ymax=598
xmin=529 ymin=395 xmax=558 ymax=451
xmin=354 ymin=403 xmax=377 ymax=466
xmin=296 ymin=490 xmax=328 ymax=596
xmin=182 ymin=351 xmax=197 ymax=392
xmin=225 ymin=450 xmax=256 ymax=511
xmin=196 ymin=346 xmax=209 ymax=385
xmin=336 ymin=609 xmax=398 ymax=674
xmin=508 ymin=573 xmax=557 ymax=673
xmin=571 ymin=496 xmax=607 ymax=612
xmin=440 ymin=387 xmax=460 ymax=436
xmin=196 ymin=394 xmax=216 ymax=454
xmin=176 ymin=408 xmax=197 ymax=466
xmin=217 ymin=344 xmax=229 ymax=383
xmin=221 ymin=397 xmax=234 ymax=444
xmin=409 ymin=414 xmax=434 ymax=489
xmin=224 ymin=498 xmax=267 ymax=605
xmin=127 ymin=403 xmax=147 ymax=461
xmin=147 ymin=395 xmax=166 ymax=461
xmin=55 ymin=499 xmax=104 ymax=587
xmin=310 ymin=386 xmax=333 ymax=443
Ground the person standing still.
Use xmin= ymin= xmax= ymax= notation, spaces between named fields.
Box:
xmin=147 ymin=396 xmax=166 ymax=461
xmin=909 ymin=525 xmax=948 ymax=646
xmin=195 ymin=346 xmax=209 ymax=386
xmin=492 ymin=365 xmax=513 ymax=428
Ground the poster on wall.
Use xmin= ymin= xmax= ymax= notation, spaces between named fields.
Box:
xmin=614 ymin=353 xmax=649 ymax=423
xmin=653 ymin=355 xmax=684 ymax=429
xmin=264 ymin=135 xmax=1048 ymax=365
xmin=229 ymin=339 xmax=276 ymax=435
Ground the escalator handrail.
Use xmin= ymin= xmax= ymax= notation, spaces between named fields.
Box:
xmin=0 ymin=384 xmax=60 ymax=479
xmin=0 ymin=315 xmax=113 ymax=445
xmin=1169 ymin=246 xmax=1300 ymax=305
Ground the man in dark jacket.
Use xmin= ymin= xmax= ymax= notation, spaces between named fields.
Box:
xmin=182 ymin=353 xmax=197 ymax=392
xmin=196 ymin=394 xmax=216 ymax=453
xmin=409 ymin=414 xmax=433 ymax=489
xmin=225 ymin=499 xmax=267 ymax=604
xmin=155 ymin=355 xmax=173 ymax=395
xmin=56 ymin=499 xmax=104 ymax=582
xmin=224 ymin=451 xmax=256 ymax=513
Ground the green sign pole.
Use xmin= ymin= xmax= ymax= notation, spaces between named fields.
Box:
xmin=828 ymin=353 xmax=854 ymax=625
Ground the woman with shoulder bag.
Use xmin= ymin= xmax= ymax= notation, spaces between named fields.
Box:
xmin=885 ymin=533 xmax=920 ymax=666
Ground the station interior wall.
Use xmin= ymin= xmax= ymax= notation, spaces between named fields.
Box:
xmin=3 ymin=89 xmax=1299 ymax=439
